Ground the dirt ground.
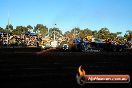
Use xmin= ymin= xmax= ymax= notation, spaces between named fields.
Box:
xmin=0 ymin=49 xmax=132 ymax=88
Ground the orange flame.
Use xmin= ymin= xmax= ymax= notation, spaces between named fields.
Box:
xmin=78 ymin=65 xmax=86 ymax=76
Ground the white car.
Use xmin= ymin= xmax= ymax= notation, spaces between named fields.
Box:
xmin=41 ymin=43 xmax=51 ymax=49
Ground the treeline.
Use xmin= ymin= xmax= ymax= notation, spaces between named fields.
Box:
xmin=0 ymin=24 xmax=132 ymax=41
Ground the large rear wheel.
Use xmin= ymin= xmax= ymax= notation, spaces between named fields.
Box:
xmin=118 ymin=47 xmax=123 ymax=52
xmin=113 ymin=47 xmax=117 ymax=52
xmin=80 ymin=43 xmax=91 ymax=52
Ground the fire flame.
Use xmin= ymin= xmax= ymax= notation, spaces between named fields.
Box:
xmin=78 ymin=65 xmax=86 ymax=76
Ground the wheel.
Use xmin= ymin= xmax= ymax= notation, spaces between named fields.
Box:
xmin=80 ymin=43 xmax=92 ymax=52
xmin=80 ymin=43 xmax=86 ymax=52
xmin=118 ymin=48 xmax=123 ymax=52
xmin=113 ymin=47 xmax=117 ymax=52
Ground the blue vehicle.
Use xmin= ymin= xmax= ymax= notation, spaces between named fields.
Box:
xmin=72 ymin=37 xmax=91 ymax=52
xmin=72 ymin=37 xmax=129 ymax=52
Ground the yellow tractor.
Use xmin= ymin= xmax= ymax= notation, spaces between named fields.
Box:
xmin=85 ymin=36 xmax=92 ymax=41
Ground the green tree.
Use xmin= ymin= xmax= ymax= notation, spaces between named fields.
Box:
xmin=98 ymin=28 xmax=110 ymax=39
xmin=12 ymin=26 xmax=28 ymax=35
xmin=4 ymin=24 xmax=13 ymax=33
xmin=34 ymin=24 xmax=48 ymax=37
xmin=71 ymin=27 xmax=80 ymax=38
xmin=79 ymin=29 xmax=92 ymax=39
xmin=92 ymin=30 xmax=98 ymax=38
xmin=6 ymin=24 xmax=13 ymax=30
xmin=116 ymin=32 xmax=122 ymax=36
xmin=84 ymin=28 xmax=92 ymax=36
xmin=64 ymin=31 xmax=74 ymax=46
xmin=110 ymin=33 xmax=117 ymax=40
xmin=0 ymin=27 xmax=4 ymax=32
xmin=124 ymin=30 xmax=132 ymax=41
xmin=49 ymin=27 xmax=62 ymax=38
xmin=27 ymin=25 xmax=33 ymax=32
xmin=79 ymin=30 xmax=85 ymax=39
xmin=64 ymin=31 xmax=73 ymax=38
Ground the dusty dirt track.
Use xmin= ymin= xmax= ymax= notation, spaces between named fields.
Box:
xmin=0 ymin=49 xmax=132 ymax=88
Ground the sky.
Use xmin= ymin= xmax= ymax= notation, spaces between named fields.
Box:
xmin=0 ymin=0 xmax=132 ymax=35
